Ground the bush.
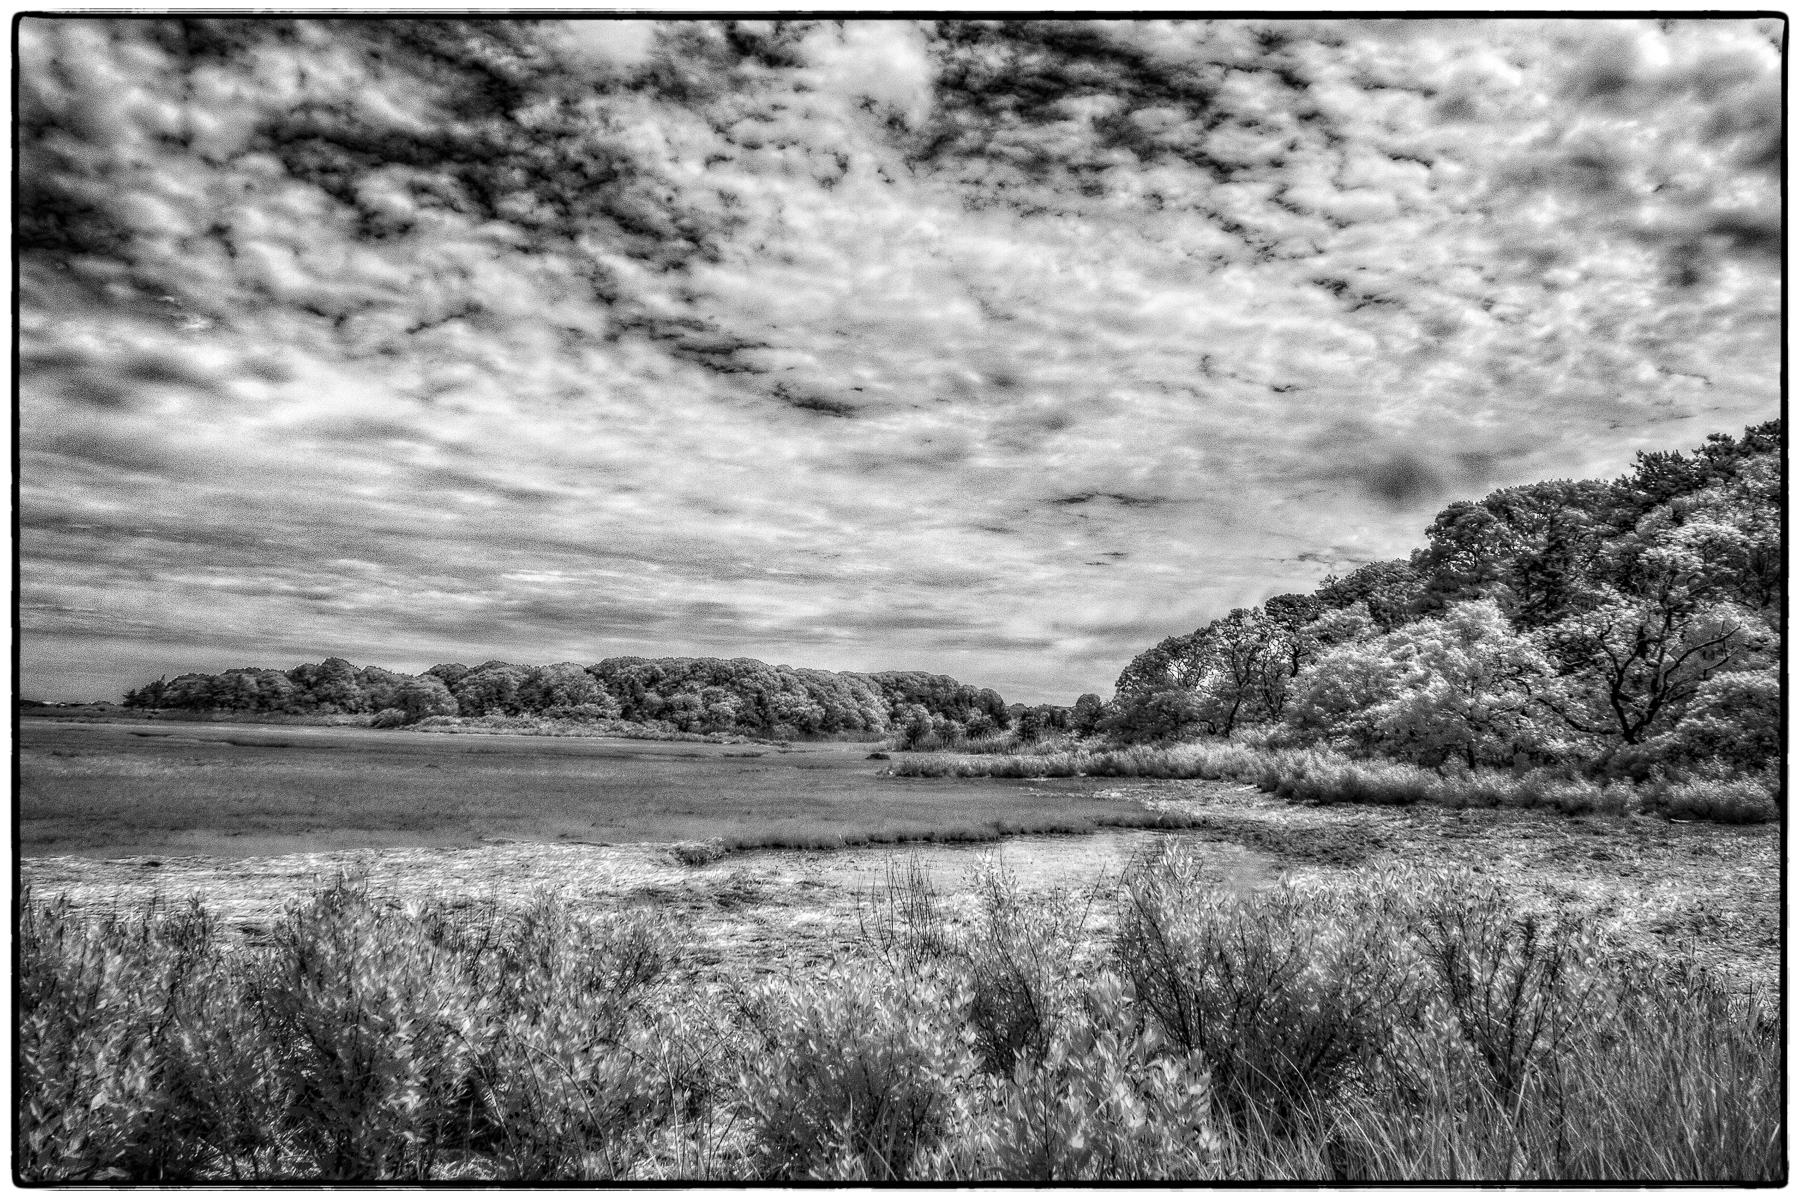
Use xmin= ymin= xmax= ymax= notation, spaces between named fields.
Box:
xmin=467 ymin=899 xmax=685 ymax=1179
xmin=18 ymin=893 xmax=244 ymax=1181
xmin=1638 ymin=771 xmax=1780 ymax=824
xmin=247 ymin=876 xmax=486 ymax=1178
xmin=1333 ymin=871 xmax=1781 ymax=1181
xmin=974 ymin=973 xmax=1221 ymax=1181
xmin=734 ymin=966 xmax=977 ymax=1180
xmin=957 ymin=859 xmax=1099 ymax=1076
xmin=1113 ymin=846 xmax=1410 ymax=1130
xmin=17 ymin=859 xmax=1781 ymax=1183
xmin=670 ymin=840 xmax=730 ymax=868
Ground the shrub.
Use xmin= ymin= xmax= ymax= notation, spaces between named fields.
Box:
xmin=957 ymin=859 xmax=1101 ymax=1076
xmin=1112 ymin=846 xmax=1411 ymax=1131
xmin=1337 ymin=891 xmax=1781 ymax=1181
xmin=734 ymin=966 xmax=978 ymax=1180
xmin=857 ymin=856 xmax=954 ymax=978
xmin=1403 ymin=875 xmax=1598 ymax=1102
xmin=973 ymin=973 xmax=1221 ymax=1181
xmin=18 ymin=894 xmax=240 ymax=1181
xmin=247 ymin=876 xmax=485 ymax=1179
xmin=889 ymin=739 xmax=1771 ymax=824
xmin=670 ymin=840 xmax=730 ymax=868
xmin=1638 ymin=771 xmax=1780 ymax=824
xmin=459 ymin=897 xmax=685 ymax=1180
xmin=17 ymin=857 xmax=1782 ymax=1183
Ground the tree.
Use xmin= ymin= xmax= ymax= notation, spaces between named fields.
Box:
xmin=160 ymin=673 xmax=221 ymax=710
xmin=1189 ymin=608 xmax=1278 ymax=736
xmin=1285 ymin=600 xmax=1558 ymax=769
xmin=519 ymin=662 xmax=606 ymax=712
xmin=1102 ymin=689 xmax=1208 ymax=742
xmin=287 ymin=657 xmax=367 ymax=714
xmin=1411 ymin=480 xmax=1613 ymax=627
xmin=1538 ymin=593 xmax=1770 ymax=750
xmin=1314 ymin=560 xmax=1425 ymax=632
xmin=1113 ymin=633 xmax=1210 ymax=700
xmin=1635 ymin=667 xmax=1781 ymax=773
xmin=395 ymin=676 xmax=458 ymax=723
xmin=450 ymin=662 xmax=530 ymax=716
xmin=356 ymin=666 xmax=410 ymax=714
xmin=122 ymin=677 xmax=168 ymax=708
xmin=1071 ymin=694 xmax=1104 ymax=735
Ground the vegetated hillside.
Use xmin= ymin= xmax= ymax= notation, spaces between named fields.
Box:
xmin=1109 ymin=421 xmax=1781 ymax=786
xmin=122 ymin=654 xmax=1009 ymax=742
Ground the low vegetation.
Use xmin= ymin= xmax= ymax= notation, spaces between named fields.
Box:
xmin=20 ymin=846 xmax=1779 ymax=1183
xmin=888 ymin=738 xmax=1781 ymax=823
xmin=404 ymin=713 xmax=777 ymax=743
xmin=16 ymin=722 xmax=1217 ymax=860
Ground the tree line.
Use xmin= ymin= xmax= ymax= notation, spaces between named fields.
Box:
xmin=123 ymin=655 xmax=1012 ymax=742
xmin=1107 ymin=421 xmax=1781 ymax=780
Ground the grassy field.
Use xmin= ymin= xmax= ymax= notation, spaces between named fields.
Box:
xmin=18 ymin=719 xmax=1204 ymax=859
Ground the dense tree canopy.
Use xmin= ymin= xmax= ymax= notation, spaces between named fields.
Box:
xmin=1110 ymin=421 xmax=1782 ymax=777
xmin=124 ymin=653 xmax=1012 ymax=740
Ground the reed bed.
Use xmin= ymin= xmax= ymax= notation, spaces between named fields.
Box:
xmin=887 ymin=742 xmax=1780 ymax=823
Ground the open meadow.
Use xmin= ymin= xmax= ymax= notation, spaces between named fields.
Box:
xmin=19 ymin=718 xmax=1781 ymax=1183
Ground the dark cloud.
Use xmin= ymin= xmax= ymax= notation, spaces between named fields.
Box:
xmin=1354 ymin=455 xmax=1445 ymax=509
xmin=1049 ymin=492 xmax=1168 ymax=509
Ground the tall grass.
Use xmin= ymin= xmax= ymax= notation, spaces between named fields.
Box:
xmin=18 ymin=853 xmax=1781 ymax=1183
xmin=886 ymin=741 xmax=1780 ymax=822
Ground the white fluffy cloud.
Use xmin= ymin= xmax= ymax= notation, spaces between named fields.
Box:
xmin=18 ymin=17 xmax=1780 ymax=702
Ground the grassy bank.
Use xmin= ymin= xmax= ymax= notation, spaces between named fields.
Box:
xmin=887 ymin=741 xmax=1781 ymax=824
xmin=410 ymin=714 xmax=786 ymax=743
xmin=19 ymin=850 xmax=1778 ymax=1183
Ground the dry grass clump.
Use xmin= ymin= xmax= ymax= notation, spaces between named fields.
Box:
xmin=887 ymin=741 xmax=1778 ymax=823
xmin=1635 ymin=771 xmax=1781 ymax=824
xmin=18 ymin=851 xmax=1780 ymax=1183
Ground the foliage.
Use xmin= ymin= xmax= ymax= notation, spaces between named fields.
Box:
xmin=18 ymin=851 xmax=1781 ymax=1183
xmin=736 ymin=966 xmax=976 ymax=1180
xmin=972 ymin=973 xmax=1221 ymax=1181
xmin=1115 ymin=847 xmax=1409 ymax=1127
xmin=124 ymin=655 xmax=1011 ymax=744
xmin=1104 ymin=421 xmax=1780 ymax=790
xmin=1284 ymin=600 xmax=1560 ymax=769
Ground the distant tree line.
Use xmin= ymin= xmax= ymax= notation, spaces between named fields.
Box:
xmin=123 ymin=655 xmax=1016 ymax=742
xmin=1108 ymin=421 xmax=1782 ymax=779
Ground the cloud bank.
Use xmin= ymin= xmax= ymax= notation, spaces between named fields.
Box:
xmin=18 ymin=17 xmax=1781 ymax=702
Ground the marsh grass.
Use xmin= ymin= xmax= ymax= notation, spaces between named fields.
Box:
xmin=21 ymin=722 xmax=1224 ymax=860
xmin=887 ymin=741 xmax=1780 ymax=823
xmin=18 ymin=850 xmax=1781 ymax=1183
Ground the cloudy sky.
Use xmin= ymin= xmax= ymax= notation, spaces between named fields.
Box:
xmin=18 ymin=17 xmax=1782 ymax=703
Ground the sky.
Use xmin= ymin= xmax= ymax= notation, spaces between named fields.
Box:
xmin=17 ymin=16 xmax=1783 ymax=704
